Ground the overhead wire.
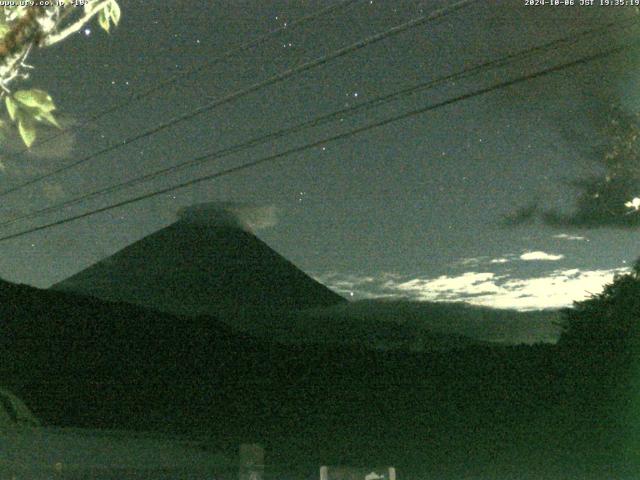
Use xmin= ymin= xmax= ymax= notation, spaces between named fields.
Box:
xmin=6 ymin=0 xmax=364 ymax=156
xmin=0 ymin=40 xmax=632 ymax=244
xmin=0 ymin=0 xmax=480 ymax=199
xmin=0 ymin=17 xmax=635 ymax=229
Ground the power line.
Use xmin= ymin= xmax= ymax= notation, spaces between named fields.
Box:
xmin=0 ymin=18 xmax=634 ymax=229
xmin=7 ymin=0 xmax=363 ymax=157
xmin=0 ymin=41 xmax=630 ymax=244
xmin=0 ymin=0 xmax=479 ymax=199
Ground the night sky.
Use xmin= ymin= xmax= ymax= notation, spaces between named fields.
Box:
xmin=0 ymin=0 xmax=639 ymax=311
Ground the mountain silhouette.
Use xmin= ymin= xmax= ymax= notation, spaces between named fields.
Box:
xmin=53 ymin=204 xmax=345 ymax=316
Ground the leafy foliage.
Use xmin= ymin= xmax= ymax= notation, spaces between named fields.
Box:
xmin=5 ymin=89 xmax=60 ymax=147
xmin=506 ymin=106 xmax=640 ymax=228
xmin=557 ymin=258 xmax=640 ymax=352
xmin=96 ymin=0 xmax=121 ymax=33
xmin=0 ymin=1 xmax=121 ymax=148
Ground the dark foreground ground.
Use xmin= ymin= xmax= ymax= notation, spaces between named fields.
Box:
xmin=0 ymin=279 xmax=638 ymax=479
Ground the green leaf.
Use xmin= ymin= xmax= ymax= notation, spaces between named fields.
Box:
xmin=17 ymin=113 xmax=36 ymax=148
xmin=35 ymin=110 xmax=61 ymax=129
xmin=13 ymin=89 xmax=55 ymax=112
xmin=98 ymin=9 xmax=110 ymax=32
xmin=109 ymin=1 xmax=121 ymax=26
xmin=5 ymin=96 xmax=17 ymax=121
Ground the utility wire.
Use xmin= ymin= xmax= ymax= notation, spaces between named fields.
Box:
xmin=0 ymin=17 xmax=635 ymax=229
xmin=0 ymin=0 xmax=479 ymax=199
xmin=0 ymin=41 xmax=631 ymax=244
xmin=7 ymin=0 xmax=363 ymax=156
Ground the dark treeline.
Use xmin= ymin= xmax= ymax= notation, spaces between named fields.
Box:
xmin=0 ymin=263 xmax=638 ymax=479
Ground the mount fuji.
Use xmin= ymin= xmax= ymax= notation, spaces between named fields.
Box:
xmin=52 ymin=203 xmax=345 ymax=317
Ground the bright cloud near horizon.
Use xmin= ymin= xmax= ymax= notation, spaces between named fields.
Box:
xmin=552 ymin=234 xmax=588 ymax=242
xmin=315 ymin=255 xmax=630 ymax=311
xmin=519 ymin=251 xmax=564 ymax=261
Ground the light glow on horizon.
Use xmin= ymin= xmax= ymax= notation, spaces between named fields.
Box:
xmin=315 ymin=266 xmax=629 ymax=311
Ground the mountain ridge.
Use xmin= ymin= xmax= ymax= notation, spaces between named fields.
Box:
xmin=52 ymin=221 xmax=345 ymax=315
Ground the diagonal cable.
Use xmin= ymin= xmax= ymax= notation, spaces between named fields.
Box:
xmin=0 ymin=41 xmax=631 ymax=243
xmin=0 ymin=0 xmax=479 ymax=199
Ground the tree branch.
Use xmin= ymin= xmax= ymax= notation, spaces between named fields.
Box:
xmin=41 ymin=0 xmax=112 ymax=47
xmin=0 ymin=6 xmax=46 ymax=62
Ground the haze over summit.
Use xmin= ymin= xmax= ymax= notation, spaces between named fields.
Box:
xmin=177 ymin=201 xmax=278 ymax=232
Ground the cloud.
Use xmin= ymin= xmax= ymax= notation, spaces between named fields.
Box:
xmin=553 ymin=234 xmax=587 ymax=241
xmin=454 ymin=257 xmax=484 ymax=267
xmin=313 ymin=272 xmax=391 ymax=299
xmin=395 ymin=272 xmax=502 ymax=301
xmin=519 ymin=251 xmax=564 ymax=261
xmin=453 ymin=256 xmax=516 ymax=267
xmin=490 ymin=258 xmax=510 ymax=264
xmin=177 ymin=201 xmax=278 ymax=232
xmin=316 ymin=267 xmax=629 ymax=312
xmin=450 ymin=252 xmax=564 ymax=268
